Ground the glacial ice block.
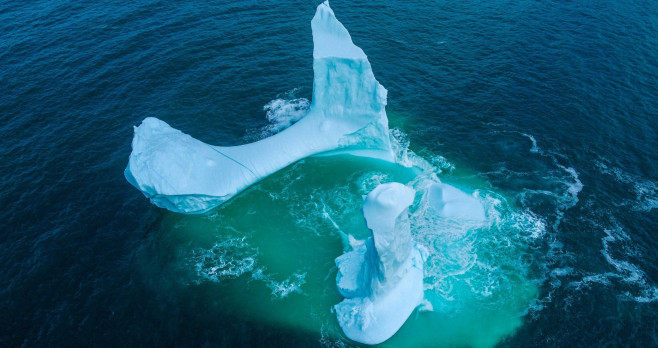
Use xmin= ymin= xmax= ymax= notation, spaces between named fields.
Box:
xmin=334 ymin=183 xmax=424 ymax=345
xmin=124 ymin=1 xmax=393 ymax=213
xmin=427 ymin=182 xmax=486 ymax=221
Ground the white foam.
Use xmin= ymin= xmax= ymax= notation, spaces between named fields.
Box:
xmin=190 ymin=237 xmax=256 ymax=283
xmin=388 ymin=128 xmax=442 ymax=175
xmin=596 ymin=160 xmax=657 ymax=212
xmin=356 ymin=172 xmax=390 ymax=195
xmin=319 ymin=326 xmax=349 ymax=348
xmin=252 ymin=270 xmax=307 ymax=299
xmin=263 ymin=98 xmax=310 ymax=134
xmin=565 ymin=221 xmax=658 ymax=303
xmin=520 ymin=132 xmax=540 ymax=153
xmin=546 ymin=164 xmax=584 ymax=229
xmin=243 ymin=96 xmax=311 ymax=142
xmin=429 ymin=155 xmax=455 ymax=174
xmin=389 ymin=128 xmax=412 ymax=167
xmin=514 ymin=160 xmax=583 ymax=231
xmin=265 ymin=98 xmax=309 ymax=129
xmin=601 ymin=225 xmax=652 ymax=287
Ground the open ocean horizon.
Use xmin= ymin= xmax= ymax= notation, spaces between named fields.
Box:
xmin=2 ymin=0 xmax=657 ymax=346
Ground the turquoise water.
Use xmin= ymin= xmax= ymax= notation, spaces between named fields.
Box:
xmin=2 ymin=0 xmax=657 ymax=346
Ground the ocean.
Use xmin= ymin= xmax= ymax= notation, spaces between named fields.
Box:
xmin=1 ymin=0 xmax=657 ymax=346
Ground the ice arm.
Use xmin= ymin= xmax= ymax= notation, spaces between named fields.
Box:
xmin=124 ymin=1 xmax=393 ymax=213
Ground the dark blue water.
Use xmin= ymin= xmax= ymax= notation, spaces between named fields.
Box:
xmin=2 ymin=0 xmax=657 ymax=346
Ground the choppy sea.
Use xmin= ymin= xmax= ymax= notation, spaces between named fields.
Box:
xmin=2 ymin=0 xmax=657 ymax=346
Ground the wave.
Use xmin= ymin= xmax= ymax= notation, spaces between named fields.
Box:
xmin=243 ymin=89 xmax=310 ymax=142
xmin=190 ymin=236 xmax=256 ymax=283
xmin=251 ymin=268 xmax=307 ymax=299
xmin=189 ymin=235 xmax=307 ymax=299
xmin=520 ymin=132 xmax=540 ymax=154
xmin=595 ymin=160 xmax=657 ymax=212
xmin=568 ymin=220 xmax=658 ymax=303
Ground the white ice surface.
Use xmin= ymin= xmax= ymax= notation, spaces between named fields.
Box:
xmin=427 ymin=182 xmax=486 ymax=221
xmin=335 ymin=183 xmax=424 ymax=345
xmin=125 ymin=1 xmax=392 ymax=213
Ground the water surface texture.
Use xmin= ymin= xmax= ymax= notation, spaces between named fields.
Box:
xmin=2 ymin=0 xmax=657 ymax=346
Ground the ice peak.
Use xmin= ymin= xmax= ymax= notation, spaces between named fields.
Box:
xmin=312 ymin=1 xmax=366 ymax=59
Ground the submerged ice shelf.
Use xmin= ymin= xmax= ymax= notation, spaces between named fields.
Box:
xmin=335 ymin=183 xmax=424 ymax=345
xmin=125 ymin=1 xmax=392 ymax=214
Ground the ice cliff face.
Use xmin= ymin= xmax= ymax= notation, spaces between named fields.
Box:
xmin=334 ymin=183 xmax=424 ymax=345
xmin=124 ymin=1 xmax=393 ymax=214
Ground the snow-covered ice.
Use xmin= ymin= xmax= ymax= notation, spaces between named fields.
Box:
xmin=125 ymin=1 xmax=393 ymax=213
xmin=334 ymin=183 xmax=424 ymax=345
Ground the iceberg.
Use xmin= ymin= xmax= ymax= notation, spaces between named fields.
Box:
xmin=124 ymin=1 xmax=393 ymax=213
xmin=334 ymin=183 xmax=424 ymax=345
xmin=427 ymin=182 xmax=486 ymax=221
